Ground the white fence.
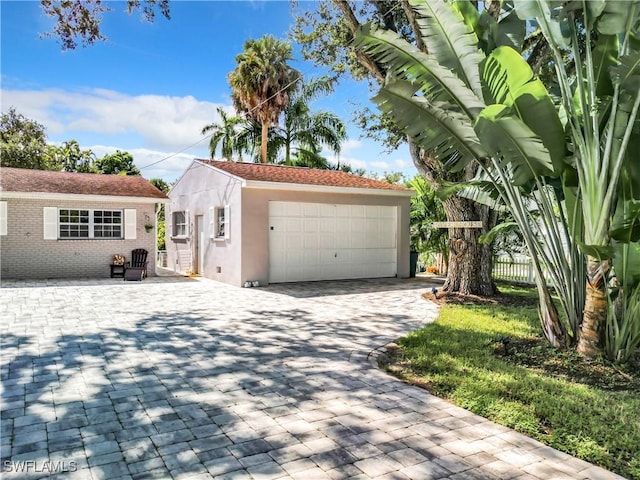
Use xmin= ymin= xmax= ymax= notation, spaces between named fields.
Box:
xmin=492 ymin=256 xmax=553 ymax=285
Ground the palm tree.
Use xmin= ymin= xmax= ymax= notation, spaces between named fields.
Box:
xmin=201 ymin=107 xmax=243 ymax=160
xmin=228 ymin=35 xmax=300 ymax=163
xmin=271 ymin=77 xmax=347 ymax=167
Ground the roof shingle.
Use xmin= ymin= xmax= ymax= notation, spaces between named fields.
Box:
xmin=0 ymin=167 xmax=167 ymax=199
xmin=199 ymin=160 xmax=411 ymax=192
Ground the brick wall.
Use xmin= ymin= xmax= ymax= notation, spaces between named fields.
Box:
xmin=0 ymin=198 xmax=158 ymax=279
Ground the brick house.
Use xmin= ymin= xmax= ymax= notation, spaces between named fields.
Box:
xmin=0 ymin=168 xmax=167 ymax=279
xmin=166 ymin=159 xmax=413 ymax=287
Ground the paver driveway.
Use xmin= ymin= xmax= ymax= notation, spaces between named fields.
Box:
xmin=1 ymin=277 xmax=622 ymax=480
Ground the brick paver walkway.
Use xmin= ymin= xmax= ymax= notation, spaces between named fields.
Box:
xmin=0 ymin=277 xmax=623 ymax=479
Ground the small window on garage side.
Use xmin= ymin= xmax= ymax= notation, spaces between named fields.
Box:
xmin=172 ymin=211 xmax=187 ymax=237
xmin=211 ymin=205 xmax=230 ymax=240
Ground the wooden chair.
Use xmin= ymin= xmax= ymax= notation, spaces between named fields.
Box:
xmin=124 ymin=248 xmax=148 ymax=281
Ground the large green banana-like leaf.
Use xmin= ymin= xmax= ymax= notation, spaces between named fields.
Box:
xmin=510 ymin=81 xmax=566 ymax=173
xmin=451 ymin=0 xmax=480 ymax=35
xmin=474 ymin=104 xmax=554 ymax=185
xmin=481 ymin=46 xmax=565 ymax=171
xmin=354 ymin=25 xmax=485 ymax=119
xmin=374 ymin=80 xmax=487 ymax=171
xmin=408 ymin=0 xmax=485 ymax=98
xmin=481 ymin=46 xmax=533 ymax=105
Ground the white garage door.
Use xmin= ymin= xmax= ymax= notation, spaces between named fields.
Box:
xmin=269 ymin=201 xmax=397 ymax=283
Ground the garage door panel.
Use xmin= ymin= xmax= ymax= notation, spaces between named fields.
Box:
xmin=286 ymin=202 xmax=303 ymax=216
xmin=269 ymin=201 xmax=398 ymax=283
xmin=303 ymin=234 xmax=319 ymax=249
xmin=284 ymin=218 xmax=302 ymax=233
xmin=286 ymin=233 xmax=303 ymax=250
xmin=303 ymin=203 xmax=319 ymax=217
xmin=319 ymin=234 xmax=335 ymax=249
xmin=303 ymin=219 xmax=319 ymax=233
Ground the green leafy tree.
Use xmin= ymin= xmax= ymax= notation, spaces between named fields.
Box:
xmin=408 ymin=176 xmax=448 ymax=266
xmin=0 ymin=108 xmax=51 ymax=169
xmin=149 ymin=178 xmax=170 ymax=251
xmin=354 ymin=0 xmax=577 ymax=348
xmin=357 ymin=0 xmax=640 ymax=361
xmin=292 ymin=0 xmax=514 ymax=296
xmin=94 ymin=150 xmax=141 ymax=175
xmin=40 ymin=0 xmax=170 ymax=50
xmin=228 ymin=35 xmax=301 ymax=164
xmin=45 ymin=140 xmax=96 ymax=173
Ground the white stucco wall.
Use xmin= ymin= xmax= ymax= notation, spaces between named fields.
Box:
xmin=166 ymin=162 xmax=243 ymax=286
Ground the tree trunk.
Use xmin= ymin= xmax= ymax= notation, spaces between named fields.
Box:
xmin=577 ymin=256 xmax=609 ymax=357
xmin=441 ymin=196 xmax=497 ymax=296
xmin=260 ymin=121 xmax=269 ymax=163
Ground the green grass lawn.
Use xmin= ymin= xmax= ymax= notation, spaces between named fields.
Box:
xmin=389 ymin=285 xmax=640 ymax=479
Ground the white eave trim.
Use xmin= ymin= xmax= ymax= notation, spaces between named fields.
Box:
xmin=244 ymin=180 xmax=415 ymax=197
xmin=168 ymin=159 xmax=247 ymax=197
xmin=0 ymin=191 xmax=168 ymax=203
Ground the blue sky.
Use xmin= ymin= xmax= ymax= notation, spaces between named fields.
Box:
xmin=1 ymin=0 xmax=414 ymax=182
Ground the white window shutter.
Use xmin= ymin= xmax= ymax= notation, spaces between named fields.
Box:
xmin=209 ymin=207 xmax=215 ymax=238
xmin=124 ymin=209 xmax=137 ymax=239
xmin=224 ymin=205 xmax=230 ymax=240
xmin=43 ymin=207 xmax=58 ymax=240
xmin=185 ymin=209 xmax=190 ymax=236
xmin=0 ymin=201 xmax=7 ymax=236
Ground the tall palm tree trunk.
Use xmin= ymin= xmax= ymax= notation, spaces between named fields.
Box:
xmin=260 ymin=120 xmax=270 ymax=163
xmin=577 ymin=256 xmax=609 ymax=356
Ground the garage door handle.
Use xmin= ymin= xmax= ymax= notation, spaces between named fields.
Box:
xmin=334 ymin=253 xmax=337 ymax=258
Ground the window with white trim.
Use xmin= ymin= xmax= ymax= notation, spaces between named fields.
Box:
xmin=172 ymin=211 xmax=187 ymax=237
xmin=58 ymin=209 xmax=122 ymax=239
xmin=212 ymin=205 xmax=230 ymax=240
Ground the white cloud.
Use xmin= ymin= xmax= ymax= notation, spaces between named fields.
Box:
xmin=1 ymin=87 xmax=228 ymax=152
xmin=340 ymin=139 xmax=363 ymax=155
xmin=370 ymin=161 xmax=390 ymax=169
xmin=394 ymin=158 xmax=411 ymax=168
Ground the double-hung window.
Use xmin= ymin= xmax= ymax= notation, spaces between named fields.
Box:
xmin=58 ymin=209 xmax=122 ymax=239
xmin=172 ymin=211 xmax=187 ymax=237
xmin=210 ymin=205 xmax=230 ymax=240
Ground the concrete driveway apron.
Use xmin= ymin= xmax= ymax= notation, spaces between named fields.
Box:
xmin=0 ymin=277 xmax=623 ymax=479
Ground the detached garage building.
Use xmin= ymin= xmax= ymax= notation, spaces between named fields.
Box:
xmin=166 ymin=160 xmax=413 ymax=286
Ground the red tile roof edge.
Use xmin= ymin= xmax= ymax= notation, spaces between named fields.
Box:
xmin=197 ymin=159 xmax=412 ymax=192
xmin=0 ymin=167 xmax=167 ymax=199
